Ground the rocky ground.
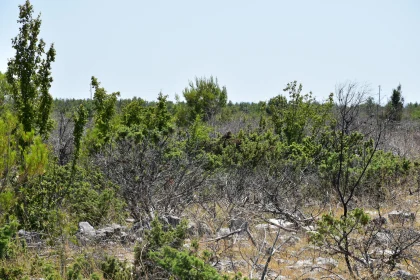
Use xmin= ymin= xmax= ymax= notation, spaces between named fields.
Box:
xmin=20 ymin=202 xmax=420 ymax=280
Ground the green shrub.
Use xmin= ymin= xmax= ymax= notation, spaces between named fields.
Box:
xmin=101 ymin=256 xmax=132 ymax=280
xmin=15 ymin=163 xmax=125 ymax=238
xmin=135 ymin=217 xmax=247 ymax=280
xmin=66 ymin=254 xmax=96 ymax=280
xmin=0 ymin=265 xmax=24 ymax=280
xmin=0 ymin=219 xmax=19 ymax=259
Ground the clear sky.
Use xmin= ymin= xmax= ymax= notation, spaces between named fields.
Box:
xmin=0 ymin=0 xmax=419 ymax=103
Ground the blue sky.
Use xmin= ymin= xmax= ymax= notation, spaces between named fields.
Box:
xmin=0 ymin=0 xmax=419 ymax=103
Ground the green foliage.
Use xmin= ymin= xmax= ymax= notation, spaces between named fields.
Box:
xmin=145 ymin=217 xmax=188 ymax=251
xmin=318 ymin=126 xmax=410 ymax=204
xmin=121 ymin=97 xmax=147 ymax=127
xmin=6 ymin=0 xmax=56 ymax=138
xmin=183 ymin=76 xmax=228 ymax=122
xmin=117 ymin=93 xmax=174 ymax=144
xmin=149 ymin=246 xmax=221 ymax=280
xmin=86 ymin=76 xmax=120 ymax=152
xmin=15 ymin=163 xmax=125 ymax=236
xmin=1 ymin=4 xmax=417 ymax=275
xmin=268 ymin=81 xmax=334 ymax=145
xmin=136 ymin=217 xmax=246 ymax=280
xmin=388 ymin=84 xmax=404 ymax=121
xmin=72 ymin=104 xmax=88 ymax=169
xmin=0 ymin=109 xmax=49 ymax=187
xmin=362 ymin=150 xmax=412 ymax=200
xmin=0 ymin=191 xmax=15 ymax=222
xmin=21 ymin=131 xmax=49 ymax=179
xmin=405 ymin=102 xmax=420 ymax=120
xmin=0 ymin=72 xmax=11 ymax=109
xmin=101 ymin=256 xmax=132 ymax=280
xmin=0 ymin=266 xmax=24 ymax=280
xmin=310 ymin=208 xmax=370 ymax=246
xmin=0 ymin=112 xmax=19 ymax=184
xmin=310 ymin=209 xmax=372 ymax=277
xmin=320 ymin=131 xmax=367 ymax=180
xmin=91 ymin=76 xmax=120 ymax=136
xmin=0 ymin=219 xmax=19 ymax=259
xmin=185 ymin=115 xmax=213 ymax=154
xmin=37 ymin=260 xmax=61 ymax=280
xmin=66 ymin=254 xmax=96 ymax=280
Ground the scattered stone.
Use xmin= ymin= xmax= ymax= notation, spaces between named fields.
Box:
xmin=214 ymin=259 xmax=231 ymax=271
xmin=217 ymin=227 xmax=230 ymax=237
xmin=374 ymin=231 xmax=392 ymax=246
xmin=78 ymin=222 xmax=96 ymax=237
xmin=288 ymin=259 xmax=312 ymax=270
xmin=187 ymin=221 xmax=214 ymax=237
xmin=198 ymin=222 xmax=213 ymax=236
xmin=95 ymin=227 xmax=113 ymax=239
xmin=392 ymin=269 xmax=415 ymax=280
xmin=255 ymin=223 xmax=277 ymax=231
xmin=388 ymin=211 xmax=415 ymax=224
xmin=268 ymin=219 xmax=294 ymax=229
xmin=77 ymin=222 xmax=129 ymax=244
xmin=230 ymin=217 xmax=247 ymax=231
xmin=95 ymin=223 xmax=126 ymax=241
xmin=183 ymin=238 xmax=191 ymax=249
xmin=120 ymin=231 xmax=128 ymax=242
xmin=18 ymin=229 xmax=42 ymax=245
xmin=302 ymin=225 xmax=316 ymax=232
xmin=273 ymin=275 xmax=288 ymax=280
xmin=279 ymin=235 xmax=300 ymax=246
xmin=125 ymin=218 xmax=135 ymax=223
xmin=266 ymin=271 xmax=285 ymax=279
xmin=187 ymin=221 xmax=197 ymax=236
xmin=255 ymin=223 xmax=269 ymax=230
xmin=316 ymin=257 xmax=338 ymax=269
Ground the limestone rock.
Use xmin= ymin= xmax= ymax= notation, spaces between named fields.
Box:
xmin=217 ymin=227 xmax=230 ymax=237
xmin=268 ymin=218 xmax=295 ymax=229
xmin=374 ymin=231 xmax=392 ymax=246
xmin=78 ymin=222 xmax=96 ymax=237
xmin=388 ymin=211 xmax=415 ymax=224
xmin=316 ymin=257 xmax=338 ymax=269
xmin=187 ymin=221 xmax=197 ymax=236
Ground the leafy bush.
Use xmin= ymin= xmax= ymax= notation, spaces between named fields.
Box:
xmin=183 ymin=76 xmax=228 ymax=122
xmin=134 ymin=217 xmax=246 ymax=280
xmin=0 ymin=266 xmax=24 ymax=280
xmin=67 ymin=254 xmax=96 ymax=280
xmin=15 ymin=163 xmax=125 ymax=237
xmin=0 ymin=219 xmax=19 ymax=259
xmin=101 ymin=256 xmax=132 ymax=280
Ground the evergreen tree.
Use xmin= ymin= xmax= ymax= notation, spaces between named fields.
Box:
xmin=389 ymin=84 xmax=404 ymax=121
xmin=6 ymin=0 xmax=56 ymax=139
xmin=183 ymin=76 xmax=228 ymax=122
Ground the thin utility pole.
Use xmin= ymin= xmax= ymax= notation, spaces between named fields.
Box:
xmin=377 ymin=85 xmax=381 ymax=120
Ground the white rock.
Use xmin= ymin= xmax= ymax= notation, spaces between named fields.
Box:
xmin=78 ymin=222 xmax=95 ymax=237
xmin=316 ymin=257 xmax=338 ymax=268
